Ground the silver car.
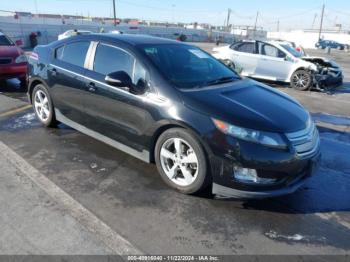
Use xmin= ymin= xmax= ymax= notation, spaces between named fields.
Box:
xmin=213 ymin=40 xmax=343 ymax=91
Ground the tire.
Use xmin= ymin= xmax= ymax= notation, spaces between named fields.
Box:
xmin=290 ymin=69 xmax=313 ymax=91
xmin=155 ymin=128 xmax=211 ymax=194
xmin=32 ymin=84 xmax=58 ymax=127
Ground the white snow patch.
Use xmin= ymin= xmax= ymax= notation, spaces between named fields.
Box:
xmin=6 ymin=113 xmax=36 ymax=129
xmin=265 ymin=231 xmax=305 ymax=241
xmin=90 ymin=163 xmax=98 ymax=169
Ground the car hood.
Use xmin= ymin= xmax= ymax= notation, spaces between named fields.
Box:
xmin=181 ymin=79 xmax=309 ymax=133
xmin=0 ymin=45 xmax=21 ymax=57
xmin=301 ymin=56 xmax=340 ymax=68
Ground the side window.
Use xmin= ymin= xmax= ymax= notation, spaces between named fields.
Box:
xmin=230 ymin=42 xmax=241 ymax=50
xmin=93 ymin=44 xmax=134 ymax=77
xmin=56 ymin=46 xmax=64 ymax=60
xmin=260 ymin=43 xmax=286 ymax=58
xmin=235 ymin=43 xmax=255 ymax=54
xmin=133 ymin=60 xmax=147 ymax=86
xmin=56 ymin=41 xmax=90 ymax=67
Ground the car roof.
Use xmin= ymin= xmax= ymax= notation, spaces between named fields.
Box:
xmin=0 ymin=32 xmax=4 ymax=36
xmin=80 ymin=33 xmax=181 ymax=46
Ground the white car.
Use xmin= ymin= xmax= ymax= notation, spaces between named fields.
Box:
xmin=58 ymin=30 xmax=92 ymax=40
xmin=212 ymin=40 xmax=343 ymax=90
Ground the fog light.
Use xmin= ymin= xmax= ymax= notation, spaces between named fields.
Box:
xmin=233 ymin=167 xmax=277 ymax=184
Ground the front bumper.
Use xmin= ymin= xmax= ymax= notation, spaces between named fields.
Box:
xmin=206 ymin=128 xmax=321 ymax=199
xmin=212 ymin=156 xmax=319 ymax=199
xmin=0 ymin=63 xmax=27 ymax=80
xmin=315 ymin=71 xmax=343 ymax=88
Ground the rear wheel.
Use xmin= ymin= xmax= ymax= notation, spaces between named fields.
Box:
xmin=32 ymin=84 xmax=57 ymax=127
xmin=290 ymin=69 xmax=313 ymax=91
xmin=155 ymin=128 xmax=210 ymax=194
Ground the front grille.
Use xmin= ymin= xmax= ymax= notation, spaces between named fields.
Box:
xmin=286 ymin=120 xmax=320 ymax=158
xmin=0 ymin=58 xmax=12 ymax=65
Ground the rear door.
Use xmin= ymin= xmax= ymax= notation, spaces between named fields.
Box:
xmin=48 ymin=40 xmax=91 ymax=124
xmin=82 ymin=42 xmax=152 ymax=152
xmin=230 ymin=42 xmax=259 ymax=76
xmin=255 ymin=42 xmax=292 ymax=81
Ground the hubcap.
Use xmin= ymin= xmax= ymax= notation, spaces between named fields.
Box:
xmin=292 ymin=72 xmax=309 ymax=88
xmin=34 ymin=90 xmax=50 ymax=122
xmin=160 ymin=138 xmax=199 ymax=187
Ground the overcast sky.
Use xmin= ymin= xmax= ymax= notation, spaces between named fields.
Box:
xmin=1 ymin=0 xmax=349 ymax=30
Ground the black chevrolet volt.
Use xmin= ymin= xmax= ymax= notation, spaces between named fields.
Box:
xmin=28 ymin=34 xmax=320 ymax=198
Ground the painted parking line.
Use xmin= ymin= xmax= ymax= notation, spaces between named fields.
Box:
xmin=316 ymin=213 xmax=350 ymax=231
xmin=0 ymin=141 xmax=143 ymax=255
xmin=0 ymin=104 xmax=32 ymax=118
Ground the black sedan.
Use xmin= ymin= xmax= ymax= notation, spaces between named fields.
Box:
xmin=27 ymin=34 xmax=320 ymax=198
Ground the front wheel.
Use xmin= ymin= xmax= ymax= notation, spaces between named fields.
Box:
xmin=290 ymin=69 xmax=313 ymax=91
xmin=32 ymin=84 xmax=57 ymax=127
xmin=155 ymin=128 xmax=211 ymax=194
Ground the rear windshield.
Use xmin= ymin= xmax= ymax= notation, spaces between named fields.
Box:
xmin=139 ymin=43 xmax=239 ymax=89
xmin=0 ymin=35 xmax=14 ymax=46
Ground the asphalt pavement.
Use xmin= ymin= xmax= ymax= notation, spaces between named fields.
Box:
xmin=0 ymin=47 xmax=349 ymax=255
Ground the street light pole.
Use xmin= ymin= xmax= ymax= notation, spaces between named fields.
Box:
xmin=112 ymin=0 xmax=117 ymax=27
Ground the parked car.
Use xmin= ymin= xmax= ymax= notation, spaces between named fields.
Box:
xmin=28 ymin=34 xmax=320 ymax=198
xmin=58 ymin=30 xmax=92 ymax=40
xmin=0 ymin=32 xmax=27 ymax=87
xmin=315 ymin=40 xmax=345 ymax=50
xmin=213 ymin=40 xmax=343 ymax=90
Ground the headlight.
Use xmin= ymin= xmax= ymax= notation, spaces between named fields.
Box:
xmin=15 ymin=54 xmax=27 ymax=63
xmin=212 ymin=118 xmax=287 ymax=149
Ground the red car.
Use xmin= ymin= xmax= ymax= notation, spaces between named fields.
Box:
xmin=0 ymin=32 xmax=27 ymax=88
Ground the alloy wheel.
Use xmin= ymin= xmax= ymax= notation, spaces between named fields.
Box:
xmin=292 ymin=72 xmax=310 ymax=89
xmin=34 ymin=90 xmax=50 ymax=122
xmin=159 ymin=138 xmax=199 ymax=187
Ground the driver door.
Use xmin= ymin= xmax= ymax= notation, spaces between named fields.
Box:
xmin=255 ymin=42 xmax=292 ymax=81
xmin=82 ymin=42 xmax=151 ymax=151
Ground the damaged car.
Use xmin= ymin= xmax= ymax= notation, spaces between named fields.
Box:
xmin=212 ymin=40 xmax=343 ymax=91
xmin=28 ymin=34 xmax=320 ymax=199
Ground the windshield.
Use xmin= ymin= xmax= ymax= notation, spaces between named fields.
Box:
xmin=0 ymin=35 xmax=14 ymax=46
xmin=280 ymin=44 xmax=303 ymax=58
xmin=139 ymin=44 xmax=240 ymax=89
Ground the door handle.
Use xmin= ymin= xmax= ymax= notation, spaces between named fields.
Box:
xmin=87 ymin=82 xmax=96 ymax=92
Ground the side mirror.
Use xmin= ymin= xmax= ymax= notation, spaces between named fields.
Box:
xmin=105 ymin=71 xmax=132 ymax=89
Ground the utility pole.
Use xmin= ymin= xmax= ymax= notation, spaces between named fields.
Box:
xmin=112 ymin=0 xmax=117 ymax=27
xmin=318 ymin=4 xmax=325 ymax=41
xmin=277 ymin=20 xmax=280 ymax=32
xmin=253 ymin=11 xmax=259 ymax=31
xmin=226 ymin=8 xmax=231 ymax=31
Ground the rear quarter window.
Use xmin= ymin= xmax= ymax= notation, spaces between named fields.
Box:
xmin=55 ymin=41 xmax=90 ymax=67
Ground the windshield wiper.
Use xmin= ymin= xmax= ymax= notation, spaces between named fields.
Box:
xmin=205 ymin=76 xmax=236 ymax=86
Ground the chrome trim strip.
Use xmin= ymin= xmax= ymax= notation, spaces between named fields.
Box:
xmin=55 ymin=109 xmax=150 ymax=163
